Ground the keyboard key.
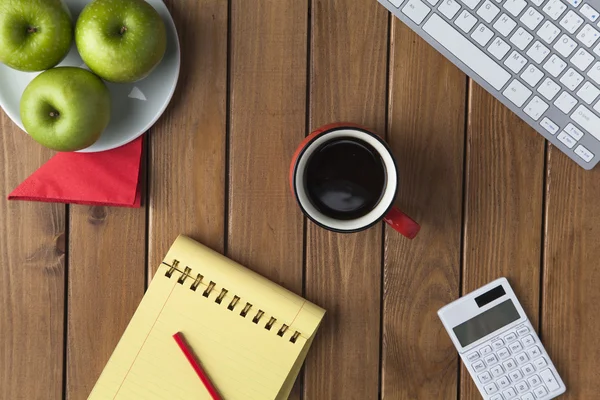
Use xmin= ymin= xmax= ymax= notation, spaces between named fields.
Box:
xmin=524 ymin=96 xmax=549 ymax=120
xmin=534 ymin=385 xmax=549 ymax=397
xmin=554 ymin=91 xmax=578 ymax=113
xmin=439 ymin=0 xmax=462 ymax=18
xmin=489 ymin=37 xmax=512 ymax=59
xmin=595 ymin=42 xmax=600 ymax=56
xmin=543 ymin=0 xmax=567 ymax=20
xmin=565 ymin=0 xmax=581 ymax=6
xmin=527 ymin=346 xmax=543 ymax=360
xmin=521 ymin=64 xmax=544 ymax=86
xmin=537 ymin=20 xmax=561 ymax=44
xmin=478 ymin=0 xmax=501 ymax=22
xmin=509 ymin=369 xmax=524 ymax=381
xmin=505 ymin=51 xmax=528 ymax=72
xmin=517 ymin=326 xmax=529 ymax=335
xmin=423 ymin=15 xmax=512 ymax=90
xmin=534 ymin=356 xmax=549 ymax=369
xmin=472 ymin=24 xmax=495 ymax=45
xmin=511 ymin=27 xmax=534 ymax=50
xmin=504 ymin=0 xmax=527 ymax=16
xmin=540 ymin=117 xmax=560 ymax=134
xmin=577 ymin=24 xmax=600 ymax=47
xmin=528 ymin=374 xmax=542 ymax=387
xmin=497 ymin=375 xmax=511 ymax=388
xmin=554 ymin=34 xmax=578 ymax=57
xmin=571 ymin=48 xmax=595 ymax=71
xmin=577 ymin=81 xmax=600 ymax=104
xmin=588 ymin=62 xmax=600 ymax=84
xmin=503 ymin=387 xmax=518 ymax=399
xmin=388 ymin=0 xmax=404 ymax=7
xmin=543 ymin=54 xmax=567 ymax=77
xmin=484 ymin=382 xmax=499 ymax=394
xmin=490 ymin=395 xmax=504 ymax=400
xmin=581 ymin=4 xmax=599 ymax=22
xmin=456 ymin=10 xmax=478 ymax=32
xmin=572 ymin=105 xmax=600 ymax=140
xmin=565 ymin=123 xmax=585 ymax=139
xmin=538 ymin=78 xmax=562 ymax=100
xmin=478 ymin=371 xmax=493 ymax=383
xmin=575 ymin=144 xmax=595 ymax=162
xmin=497 ymin=347 xmax=511 ymax=359
xmin=481 ymin=345 xmax=493 ymax=355
xmin=426 ymin=0 xmax=440 ymax=6
xmin=472 ymin=359 xmax=486 ymax=372
xmin=504 ymin=332 xmax=518 ymax=342
xmin=503 ymin=358 xmax=518 ymax=370
xmin=560 ymin=10 xmax=584 ymax=34
xmin=494 ymin=13 xmax=517 ymax=36
xmin=516 ymin=352 xmax=530 ymax=364
xmin=485 ymin=353 xmax=500 ymax=366
xmin=504 ymin=79 xmax=532 ymax=106
xmin=467 ymin=351 xmax=480 ymax=362
xmin=558 ymin=131 xmax=577 ymax=147
xmin=521 ymin=393 xmax=535 ymax=400
xmin=561 ymin=68 xmax=584 ymax=90
xmin=521 ymin=7 xmax=544 ymax=29
xmin=515 ymin=381 xmax=530 ymax=393
xmin=527 ymin=41 xmax=551 ymax=63
xmin=521 ymin=363 xmax=536 ymax=375
xmin=460 ymin=0 xmax=483 ymax=9
xmin=402 ymin=0 xmax=431 ymax=23
xmin=491 ymin=364 xmax=505 ymax=377
xmin=595 ymin=100 xmax=600 ymax=113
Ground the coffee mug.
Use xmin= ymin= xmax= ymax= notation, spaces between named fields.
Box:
xmin=289 ymin=123 xmax=420 ymax=239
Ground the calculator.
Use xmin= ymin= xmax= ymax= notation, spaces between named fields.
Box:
xmin=438 ymin=278 xmax=566 ymax=400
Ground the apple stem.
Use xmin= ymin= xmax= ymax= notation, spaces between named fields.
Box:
xmin=27 ymin=27 xmax=38 ymax=33
xmin=119 ymin=26 xmax=128 ymax=35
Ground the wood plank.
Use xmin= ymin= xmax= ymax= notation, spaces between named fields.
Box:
xmin=148 ymin=0 xmax=228 ymax=272
xmin=460 ymin=85 xmax=546 ymax=399
xmin=382 ymin=19 xmax=466 ymax=399
xmin=304 ymin=1 xmax=388 ymax=398
xmin=0 ymin=115 xmax=66 ymax=399
xmin=66 ymin=201 xmax=147 ymax=399
xmin=228 ymin=2 xmax=308 ymax=398
xmin=542 ymin=149 xmax=600 ymax=398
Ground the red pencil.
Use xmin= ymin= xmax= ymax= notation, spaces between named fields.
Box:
xmin=173 ymin=332 xmax=222 ymax=400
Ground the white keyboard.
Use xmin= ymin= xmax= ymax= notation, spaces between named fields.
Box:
xmin=379 ymin=0 xmax=600 ymax=169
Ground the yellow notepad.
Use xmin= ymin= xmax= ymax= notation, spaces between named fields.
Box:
xmin=88 ymin=235 xmax=325 ymax=400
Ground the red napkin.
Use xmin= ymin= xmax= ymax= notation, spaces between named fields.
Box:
xmin=8 ymin=137 xmax=143 ymax=207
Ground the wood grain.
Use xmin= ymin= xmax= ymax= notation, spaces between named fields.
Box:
xmin=460 ymin=84 xmax=546 ymax=399
xmin=382 ymin=19 xmax=466 ymax=399
xmin=228 ymin=1 xmax=308 ymax=397
xmin=541 ymin=148 xmax=600 ymax=398
xmin=66 ymin=202 xmax=147 ymax=399
xmin=303 ymin=1 xmax=388 ymax=398
xmin=148 ymin=0 xmax=228 ymax=272
xmin=0 ymin=114 xmax=66 ymax=399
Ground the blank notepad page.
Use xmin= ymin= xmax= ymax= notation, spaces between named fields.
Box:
xmin=88 ymin=235 xmax=325 ymax=400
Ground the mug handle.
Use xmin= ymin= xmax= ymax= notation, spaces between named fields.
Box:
xmin=383 ymin=207 xmax=420 ymax=239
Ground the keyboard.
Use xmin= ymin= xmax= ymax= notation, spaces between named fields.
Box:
xmin=378 ymin=0 xmax=600 ymax=169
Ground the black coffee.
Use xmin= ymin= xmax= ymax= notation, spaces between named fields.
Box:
xmin=304 ymin=138 xmax=387 ymax=220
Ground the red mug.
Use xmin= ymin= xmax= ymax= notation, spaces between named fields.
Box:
xmin=289 ymin=123 xmax=420 ymax=239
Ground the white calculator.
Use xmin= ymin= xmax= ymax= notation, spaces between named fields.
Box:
xmin=438 ymin=278 xmax=566 ymax=400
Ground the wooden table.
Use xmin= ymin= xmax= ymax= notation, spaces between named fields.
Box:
xmin=1 ymin=0 xmax=599 ymax=399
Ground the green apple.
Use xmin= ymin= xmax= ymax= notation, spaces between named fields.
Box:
xmin=0 ymin=0 xmax=73 ymax=72
xmin=20 ymin=67 xmax=111 ymax=152
xmin=75 ymin=0 xmax=167 ymax=83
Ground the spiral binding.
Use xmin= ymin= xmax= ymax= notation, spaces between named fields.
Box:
xmin=162 ymin=260 xmax=301 ymax=344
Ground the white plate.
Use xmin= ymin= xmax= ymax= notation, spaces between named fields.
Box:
xmin=0 ymin=0 xmax=180 ymax=152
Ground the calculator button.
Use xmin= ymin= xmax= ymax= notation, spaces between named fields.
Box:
xmin=479 ymin=371 xmax=493 ymax=384
xmin=509 ymin=369 xmax=524 ymax=382
xmin=503 ymin=358 xmax=518 ymax=371
xmin=472 ymin=360 xmax=486 ymax=372
xmin=534 ymin=357 xmax=548 ymax=369
xmin=481 ymin=345 xmax=493 ymax=355
xmin=539 ymin=368 xmax=560 ymax=391
xmin=534 ymin=385 xmax=549 ymax=397
xmin=484 ymin=382 xmax=499 ymax=394
xmin=497 ymin=347 xmax=511 ymax=359
xmin=521 ymin=393 xmax=535 ymax=400
xmin=490 ymin=395 xmax=504 ymax=400
xmin=528 ymin=374 xmax=542 ymax=387
xmin=527 ymin=346 xmax=542 ymax=359
xmin=497 ymin=375 xmax=511 ymax=388
xmin=491 ymin=365 xmax=505 ymax=377
xmin=516 ymin=352 xmax=529 ymax=365
xmin=485 ymin=354 xmax=499 ymax=366
xmin=515 ymin=381 xmax=530 ymax=393
xmin=467 ymin=351 xmax=480 ymax=362
xmin=517 ymin=326 xmax=530 ymax=335
xmin=492 ymin=339 xmax=505 ymax=349
xmin=503 ymin=387 xmax=518 ymax=399
xmin=504 ymin=332 xmax=518 ymax=342
xmin=521 ymin=335 xmax=536 ymax=347
xmin=522 ymin=363 xmax=536 ymax=375
xmin=509 ymin=341 xmax=524 ymax=353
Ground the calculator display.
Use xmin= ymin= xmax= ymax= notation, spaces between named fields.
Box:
xmin=453 ymin=299 xmax=520 ymax=347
